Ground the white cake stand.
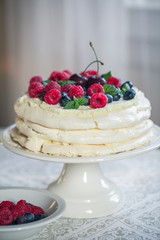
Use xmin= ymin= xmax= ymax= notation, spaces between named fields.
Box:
xmin=1 ymin=124 xmax=160 ymax=219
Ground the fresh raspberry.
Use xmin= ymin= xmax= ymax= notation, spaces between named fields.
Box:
xmin=44 ymin=89 xmax=61 ymax=105
xmin=11 ymin=206 xmax=25 ymax=221
xmin=61 ymin=84 xmax=75 ymax=94
xmin=44 ymin=81 xmax=61 ymax=92
xmin=16 ymin=200 xmax=31 ymax=214
xmin=29 ymin=75 xmax=43 ymax=84
xmin=49 ymin=71 xmax=70 ymax=82
xmin=28 ymin=82 xmax=44 ymax=99
xmin=80 ymin=70 xmax=100 ymax=79
xmin=107 ymin=77 xmax=122 ymax=88
xmin=87 ymin=83 xmax=105 ymax=96
xmin=31 ymin=206 xmax=44 ymax=216
xmin=68 ymin=85 xmax=84 ymax=100
xmin=0 ymin=201 xmax=15 ymax=210
xmin=90 ymin=93 xmax=108 ymax=109
xmin=0 ymin=208 xmax=13 ymax=225
xmin=63 ymin=70 xmax=72 ymax=76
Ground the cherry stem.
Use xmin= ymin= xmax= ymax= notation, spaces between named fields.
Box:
xmin=81 ymin=60 xmax=104 ymax=76
xmin=89 ymin=42 xmax=99 ymax=77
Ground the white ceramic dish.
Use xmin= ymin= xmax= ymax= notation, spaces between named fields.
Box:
xmin=0 ymin=187 xmax=66 ymax=240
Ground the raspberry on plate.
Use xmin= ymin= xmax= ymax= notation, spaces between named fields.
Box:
xmin=90 ymin=93 xmax=108 ymax=109
xmin=44 ymin=89 xmax=61 ymax=105
xmin=49 ymin=71 xmax=70 ymax=82
xmin=107 ymin=77 xmax=122 ymax=88
xmin=29 ymin=75 xmax=43 ymax=84
xmin=0 ymin=207 xmax=13 ymax=225
xmin=44 ymin=81 xmax=61 ymax=92
xmin=87 ymin=83 xmax=105 ymax=96
xmin=61 ymin=84 xmax=75 ymax=94
xmin=28 ymin=82 xmax=44 ymax=99
xmin=68 ymin=85 xmax=84 ymax=100
xmin=0 ymin=200 xmax=15 ymax=209
xmin=31 ymin=206 xmax=45 ymax=216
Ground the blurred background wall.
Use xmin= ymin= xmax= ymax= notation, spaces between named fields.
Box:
xmin=0 ymin=0 xmax=160 ymax=126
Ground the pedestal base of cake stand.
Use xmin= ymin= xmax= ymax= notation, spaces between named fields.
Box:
xmin=48 ymin=162 xmax=123 ymax=218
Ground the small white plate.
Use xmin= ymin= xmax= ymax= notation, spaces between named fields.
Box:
xmin=0 ymin=187 xmax=66 ymax=240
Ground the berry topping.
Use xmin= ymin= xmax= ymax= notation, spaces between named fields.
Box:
xmin=123 ymin=89 xmax=136 ymax=100
xmin=15 ymin=215 xmax=27 ymax=224
xmin=90 ymin=93 xmax=108 ymax=109
xmin=80 ymin=70 xmax=100 ymax=79
xmin=44 ymin=81 xmax=61 ymax=92
xmin=121 ymin=81 xmax=133 ymax=93
xmin=28 ymin=82 xmax=44 ymax=99
xmin=49 ymin=71 xmax=71 ymax=82
xmin=68 ymin=85 xmax=84 ymax=100
xmin=107 ymin=77 xmax=122 ymax=88
xmin=0 ymin=200 xmax=15 ymax=209
xmin=31 ymin=206 xmax=44 ymax=216
xmin=44 ymin=89 xmax=61 ymax=105
xmin=70 ymin=74 xmax=87 ymax=87
xmin=113 ymin=93 xmax=121 ymax=101
xmin=61 ymin=84 xmax=75 ymax=94
xmin=60 ymin=95 xmax=71 ymax=107
xmin=0 ymin=208 xmax=13 ymax=225
xmin=25 ymin=213 xmax=35 ymax=223
xmin=35 ymin=213 xmax=46 ymax=221
xmin=86 ymin=76 xmax=106 ymax=88
xmin=63 ymin=70 xmax=73 ymax=75
xmin=87 ymin=83 xmax=105 ymax=96
xmin=106 ymin=94 xmax=113 ymax=103
xmin=30 ymin=76 xmax=43 ymax=84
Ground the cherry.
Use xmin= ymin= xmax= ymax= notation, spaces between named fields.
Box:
xmin=86 ymin=76 xmax=106 ymax=88
xmin=70 ymin=74 xmax=87 ymax=87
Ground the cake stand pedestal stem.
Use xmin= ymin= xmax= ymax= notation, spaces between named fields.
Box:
xmin=48 ymin=162 xmax=123 ymax=218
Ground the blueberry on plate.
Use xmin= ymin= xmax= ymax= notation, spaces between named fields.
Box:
xmin=106 ymin=94 xmax=113 ymax=103
xmin=15 ymin=216 xmax=27 ymax=224
xmin=123 ymin=89 xmax=136 ymax=100
xmin=25 ymin=213 xmax=35 ymax=223
xmin=60 ymin=95 xmax=71 ymax=107
xmin=113 ymin=93 xmax=121 ymax=101
xmin=35 ymin=214 xmax=46 ymax=221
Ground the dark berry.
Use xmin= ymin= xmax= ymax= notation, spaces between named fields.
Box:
xmin=113 ymin=93 xmax=121 ymax=101
xmin=123 ymin=89 xmax=136 ymax=100
xmin=106 ymin=94 xmax=113 ymax=103
xmin=84 ymin=96 xmax=91 ymax=106
xmin=61 ymin=92 xmax=68 ymax=97
xmin=41 ymin=92 xmax=46 ymax=101
xmin=86 ymin=76 xmax=106 ymax=88
xmin=35 ymin=214 xmax=46 ymax=221
xmin=15 ymin=216 xmax=27 ymax=224
xmin=121 ymin=81 xmax=133 ymax=93
xmin=60 ymin=95 xmax=71 ymax=107
xmin=70 ymin=74 xmax=87 ymax=87
xmin=82 ymin=86 xmax=87 ymax=96
xmin=25 ymin=213 xmax=35 ymax=223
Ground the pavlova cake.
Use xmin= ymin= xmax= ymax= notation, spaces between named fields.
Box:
xmin=11 ymin=43 xmax=153 ymax=157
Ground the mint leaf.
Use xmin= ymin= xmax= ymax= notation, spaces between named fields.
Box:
xmin=102 ymin=71 xmax=112 ymax=81
xmin=43 ymin=80 xmax=52 ymax=86
xmin=58 ymin=80 xmax=75 ymax=86
xmin=103 ymin=84 xmax=120 ymax=96
xmin=77 ymin=97 xmax=89 ymax=106
xmin=64 ymin=101 xmax=75 ymax=109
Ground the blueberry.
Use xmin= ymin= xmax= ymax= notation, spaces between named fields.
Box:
xmin=60 ymin=96 xmax=71 ymax=107
xmin=41 ymin=92 xmax=46 ymax=101
xmin=106 ymin=94 xmax=113 ymax=103
xmin=35 ymin=214 xmax=46 ymax=221
xmin=113 ymin=93 xmax=121 ymax=101
xmin=121 ymin=81 xmax=133 ymax=93
xmin=123 ymin=89 xmax=136 ymax=100
xmin=61 ymin=92 xmax=68 ymax=97
xmin=25 ymin=213 xmax=35 ymax=223
xmin=82 ymin=86 xmax=87 ymax=96
xmin=84 ymin=96 xmax=91 ymax=106
xmin=15 ymin=216 xmax=27 ymax=224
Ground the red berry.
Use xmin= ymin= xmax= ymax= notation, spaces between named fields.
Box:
xmin=28 ymin=82 xmax=44 ymax=99
xmin=63 ymin=70 xmax=72 ymax=76
xmin=87 ymin=83 xmax=105 ymax=97
xmin=90 ymin=93 xmax=108 ymax=109
xmin=61 ymin=84 xmax=75 ymax=94
xmin=80 ymin=70 xmax=100 ymax=79
xmin=44 ymin=89 xmax=61 ymax=105
xmin=12 ymin=206 xmax=24 ymax=221
xmin=49 ymin=71 xmax=70 ymax=82
xmin=0 ymin=201 xmax=15 ymax=209
xmin=29 ymin=75 xmax=43 ymax=84
xmin=44 ymin=81 xmax=61 ymax=92
xmin=0 ymin=208 xmax=13 ymax=225
xmin=68 ymin=85 xmax=84 ymax=100
xmin=31 ymin=206 xmax=44 ymax=216
xmin=107 ymin=77 xmax=122 ymax=88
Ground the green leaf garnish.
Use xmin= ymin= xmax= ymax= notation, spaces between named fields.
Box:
xmin=64 ymin=97 xmax=89 ymax=109
xmin=102 ymin=71 xmax=112 ymax=81
xmin=103 ymin=84 xmax=120 ymax=96
xmin=43 ymin=80 xmax=52 ymax=86
xmin=58 ymin=80 xmax=75 ymax=86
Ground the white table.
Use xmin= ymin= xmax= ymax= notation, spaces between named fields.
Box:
xmin=0 ymin=129 xmax=160 ymax=240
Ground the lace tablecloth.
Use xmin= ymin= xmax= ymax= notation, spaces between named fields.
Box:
xmin=0 ymin=129 xmax=160 ymax=240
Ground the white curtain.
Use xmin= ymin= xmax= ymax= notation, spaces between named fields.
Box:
xmin=0 ymin=0 xmax=160 ymax=126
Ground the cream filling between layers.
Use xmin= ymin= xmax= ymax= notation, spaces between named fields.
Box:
xmin=14 ymin=88 xmax=151 ymax=130
xmin=11 ymin=127 xmax=154 ymax=157
xmin=15 ymin=117 xmax=153 ymax=144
